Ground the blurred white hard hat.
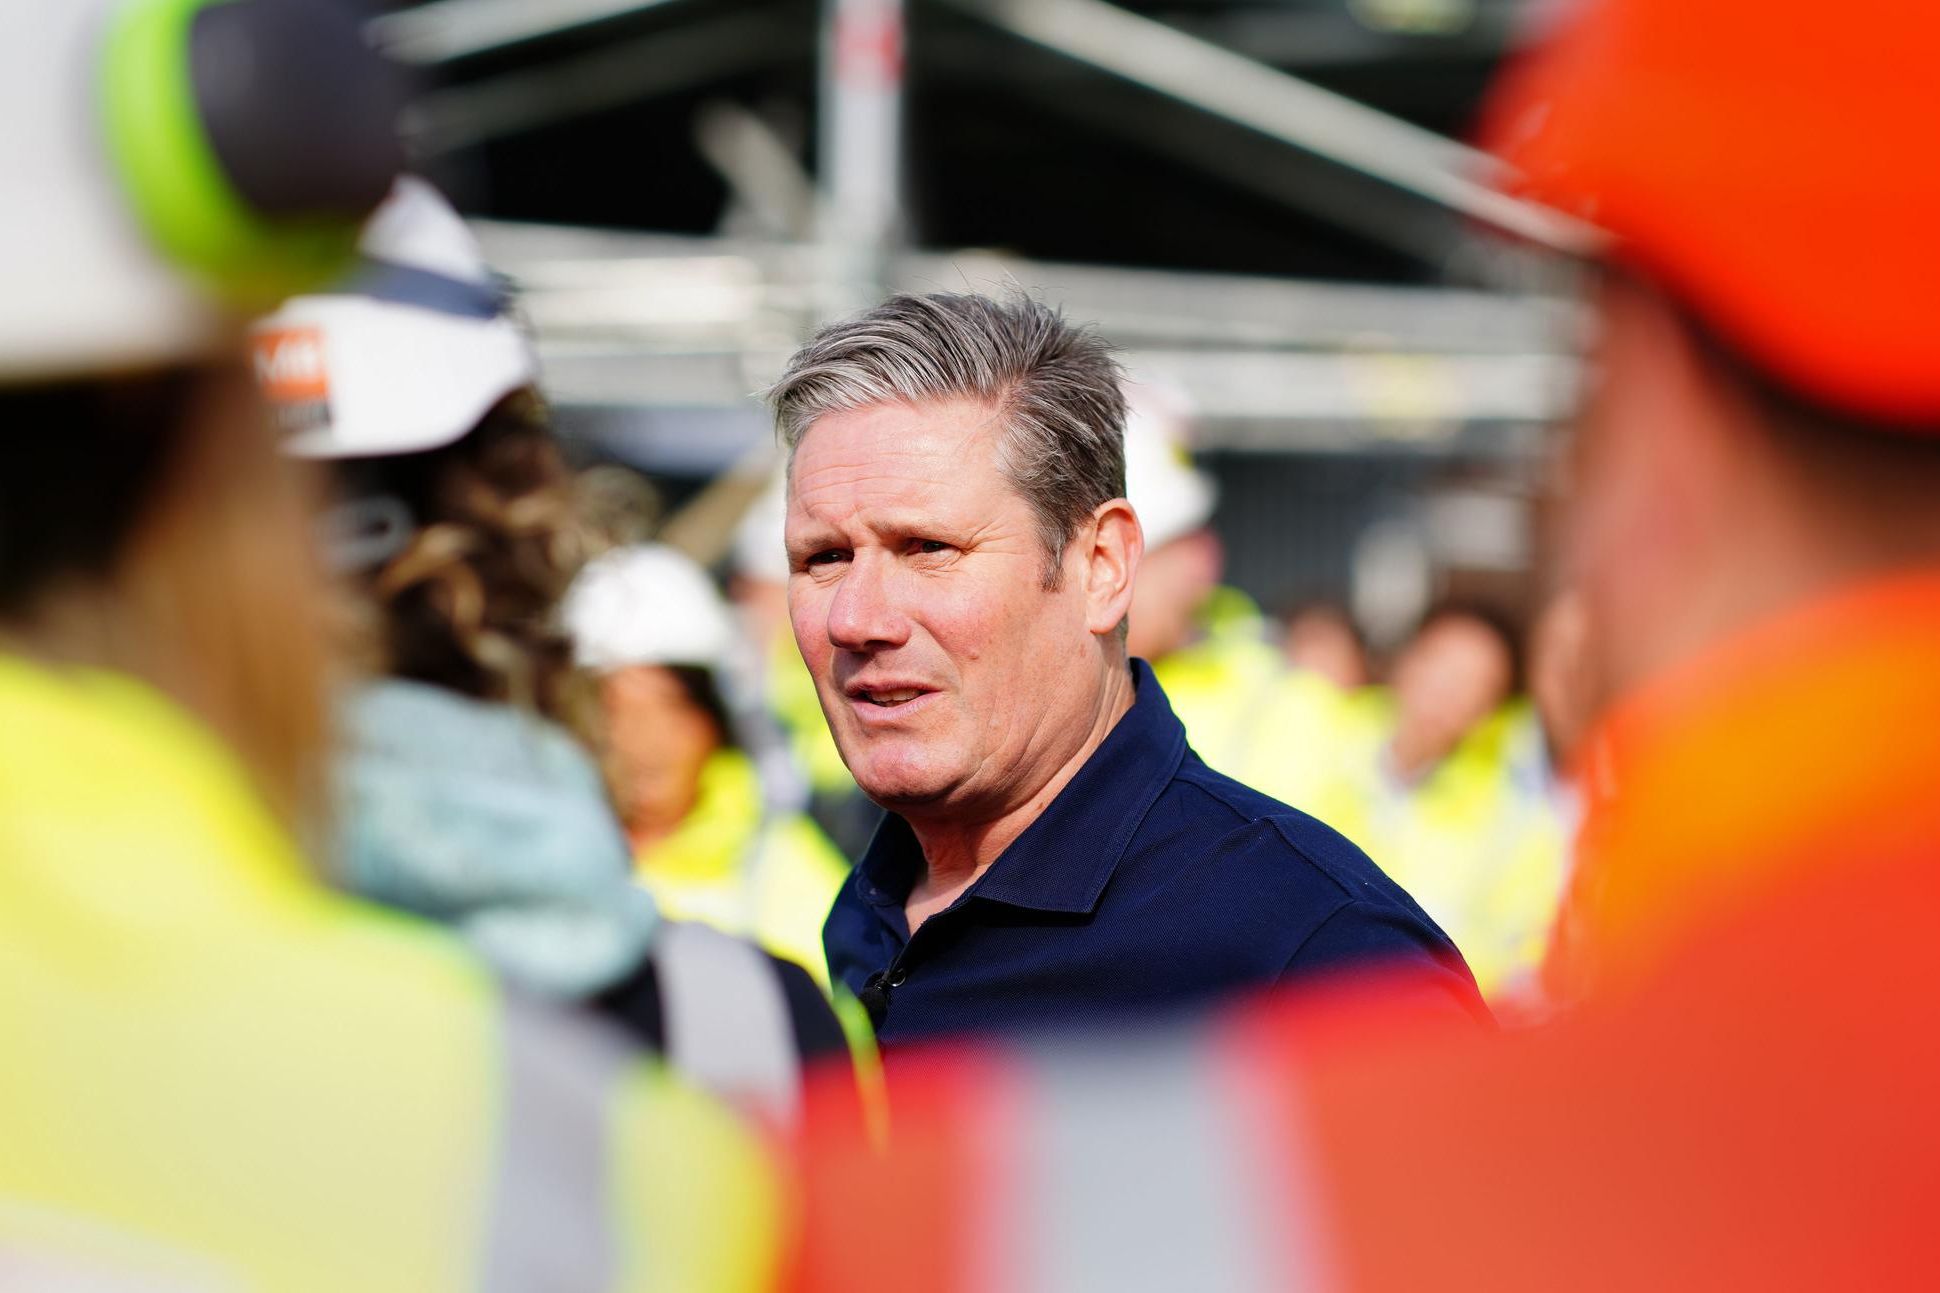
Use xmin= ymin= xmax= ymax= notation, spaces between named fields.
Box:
xmin=566 ymin=543 xmax=738 ymax=675
xmin=253 ymin=177 xmax=538 ymax=459
xmin=1123 ymin=382 xmax=1218 ymax=550
xmin=730 ymin=469 xmax=792 ymax=585
xmin=0 ymin=0 xmax=401 ymax=385
xmin=0 ymin=3 xmax=214 ymax=382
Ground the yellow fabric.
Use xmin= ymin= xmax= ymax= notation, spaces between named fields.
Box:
xmin=829 ymin=986 xmax=890 ymax=1151
xmin=769 ymin=640 xmax=854 ymax=797
xmin=0 ymin=654 xmax=777 ymax=1292
xmin=1152 ymin=588 xmax=1353 ymax=814
xmin=1311 ymin=692 xmax=1571 ymax=1000
xmin=636 ymin=748 xmax=850 ymax=987
xmin=611 ymin=1066 xmax=785 ymax=1293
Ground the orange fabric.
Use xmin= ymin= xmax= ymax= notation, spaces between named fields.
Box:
xmin=1261 ymin=838 xmax=1940 ymax=1290
xmin=786 ymin=577 xmax=1940 ymax=1291
xmin=787 ymin=1051 xmax=1020 ymax=1293
xmin=1480 ymin=0 xmax=1940 ymax=422
xmin=1549 ymin=572 xmax=1940 ymax=1001
xmin=1266 ymin=573 xmax=1940 ymax=1289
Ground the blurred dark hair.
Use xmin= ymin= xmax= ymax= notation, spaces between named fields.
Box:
xmin=0 ymin=367 xmax=331 ymax=828
xmin=1411 ymin=599 xmax=1526 ymax=694
xmin=666 ymin=663 xmax=737 ymax=752
xmin=352 ymin=389 xmax=601 ymax=743
xmin=0 ymin=372 xmax=194 ymax=614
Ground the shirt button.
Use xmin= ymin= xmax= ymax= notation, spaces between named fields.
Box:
xmin=886 ymin=968 xmax=908 ymax=988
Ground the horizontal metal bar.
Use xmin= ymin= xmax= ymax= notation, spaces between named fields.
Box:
xmin=369 ymin=0 xmax=687 ymax=65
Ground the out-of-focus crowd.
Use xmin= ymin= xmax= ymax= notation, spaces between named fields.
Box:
xmin=9 ymin=0 xmax=1940 ymax=1287
xmin=687 ymin=389 xmax=1586 ymax=1004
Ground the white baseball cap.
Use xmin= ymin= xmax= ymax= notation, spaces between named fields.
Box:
xmin=1123 ymin=382 xmax=1218 ymax=550
xmin=254 ymin=177 xmax=538 ymax=459
xmin=565 ymin=543 xmax=738 ymax=675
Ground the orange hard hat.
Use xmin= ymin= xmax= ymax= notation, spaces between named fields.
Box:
xmin=1480 ymin=0 xmax=1940 ymax=425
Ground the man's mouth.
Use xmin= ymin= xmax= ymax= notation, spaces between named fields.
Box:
xmin=863 ymin=690 xmax=922 ymax=706
xmin=847 ymin=684 xmax=933 ymax=708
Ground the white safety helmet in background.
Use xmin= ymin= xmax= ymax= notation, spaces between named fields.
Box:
xmin=253 ymin=176 xmax=538 ymax=459
xmin=0 ymin=0 xmax=404 ymax=385
xmin=1123 ymin=381 xmax=1219 ymax=551
xmin=730 ymin=469 xmax=792 ymax=587
xmin=566 ymin=543 xmax=739 ymax=676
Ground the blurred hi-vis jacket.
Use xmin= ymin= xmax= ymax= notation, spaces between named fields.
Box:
xmin=0 ymin=654 xmax=778 ymax=1292
xmin=634 ymin=746 xmax=852 ymax=988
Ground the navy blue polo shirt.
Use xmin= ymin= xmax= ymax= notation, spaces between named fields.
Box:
xmin=824 ymin=660 xmax=1487 ymax=1045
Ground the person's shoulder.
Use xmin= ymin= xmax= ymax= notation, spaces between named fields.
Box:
xmin=1169 ymin=758 xmax=1388 ymax=893
xmin=292 ymin=885 xmax=505 ymax=1016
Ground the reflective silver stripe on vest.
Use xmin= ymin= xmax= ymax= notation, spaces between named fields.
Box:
xmin=482 ymin=992 xmax=632 ymax=1293
xmin=1006 ymin=1028 xmax=1337 ymax=1293
xmin=651 ymin=921 xmax=802 ymax=1126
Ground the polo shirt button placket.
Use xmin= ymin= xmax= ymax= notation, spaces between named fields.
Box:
xmin=860 ymin=964 xmax=908 ymax=1029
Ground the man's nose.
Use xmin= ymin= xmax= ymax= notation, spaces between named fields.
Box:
xmin=826 ymin=553 xmax=910 ymax=652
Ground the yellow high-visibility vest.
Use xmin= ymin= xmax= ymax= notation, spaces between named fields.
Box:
xmin=635 ymin=748 xmax=850 ymax=988
xmin=1311 ymin=693 xmax=1571 ymax=999
xmin=0 ymin=654 xmax=778 ymax=1292
xmin=1152 ymin=588 xmax=1355 ymax=814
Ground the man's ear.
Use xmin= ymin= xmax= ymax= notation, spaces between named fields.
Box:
xmin=1081 ymin=498 xmax=1142 ymax=636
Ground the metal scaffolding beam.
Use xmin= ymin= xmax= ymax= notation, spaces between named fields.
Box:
xmin=935 ymin=0 xmax=1601 ymax=256
xmin=369 ymin=0 xmax=690 ymax=65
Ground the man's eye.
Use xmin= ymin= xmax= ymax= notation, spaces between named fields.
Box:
xmin=915 ymin=540 xmax=951 ymax=555
xmin=806 ymin=550 xmax=848 ymax=567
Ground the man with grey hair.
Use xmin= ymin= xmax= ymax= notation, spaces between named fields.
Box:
xmin=776 ymin=292 xmax=1484 ymax=1043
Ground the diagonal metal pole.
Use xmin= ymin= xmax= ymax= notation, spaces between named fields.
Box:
xmin=934 ymin=0 xmax=1602 ymax=256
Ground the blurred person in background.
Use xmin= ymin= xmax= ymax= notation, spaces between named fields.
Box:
xmin=1315 ymin=604 xmax=1570 ymax=999
xmin=1280 ymin=600 xmax=1371 ymax=690
xmin=1382 ymin=606 xmax=1518 ymax=786
xmin=1125 ymin=385 xmax=1355 ymax=814
xmin=257 ymin=179 xmax=853 ymax=1121
xmin=0 ymin=2 xmax=775 ymax=1288
xmin=788 ymin=0 xmax=1940 ymax=1286
xmin=566 ymin=541 xmax=851 ymax=988
xmin=731 ymin=471 xmax=883 ymax=859
xmin=775 ymin=292 xmax=1483 ymax=1044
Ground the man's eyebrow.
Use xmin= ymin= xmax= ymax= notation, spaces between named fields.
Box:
xmin=785 ymin=525 xmax=841 ymax=557
xmin=786 ymin=501 xmax=975 ymax=554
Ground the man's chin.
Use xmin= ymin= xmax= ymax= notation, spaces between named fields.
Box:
xmin=847 ymin=755 xmax=961 ymax=813
xmin=855 ymin=778 xmax=955 ymax=813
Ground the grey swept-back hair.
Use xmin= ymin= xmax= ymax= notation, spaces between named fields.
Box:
xmin=766 ymin=291 xmax=1128 ymax=587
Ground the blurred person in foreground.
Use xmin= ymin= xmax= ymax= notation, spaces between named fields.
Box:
xmin=1316 ymin=605 xmax=1571 ymax=998
xmin=787 ymin=0 xmax=1940 ymax=1287
xmin=1124 ymin=385 xmax=1351 ymax=813
xmin=773 ymin=293 xmax=1484 ymax=1045
xmin=565 ymin=541 xmax=851 ymax=987
xmin=0 ymin=2 xmax=775 ymax=1289
xmin=257 ymin=179 xmax=853 ymax=1121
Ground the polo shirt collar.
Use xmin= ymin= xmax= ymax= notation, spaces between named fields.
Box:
xmin=854 ymin=660 xmax=1187 ymax=918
